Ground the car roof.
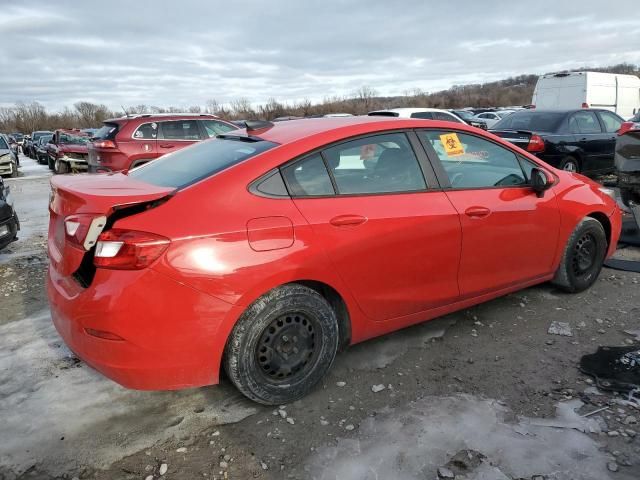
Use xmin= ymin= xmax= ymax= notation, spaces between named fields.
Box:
xmin=369 ymin=108 xmax=453 ymax=115
xmin=105 ymin=113 xmax=223 ymax=123
xmin=232 ymin=116 xmax=477 ymax=145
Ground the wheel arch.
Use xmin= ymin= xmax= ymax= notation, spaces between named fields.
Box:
xmin=586 ymin=211 xmax=611 ymax=247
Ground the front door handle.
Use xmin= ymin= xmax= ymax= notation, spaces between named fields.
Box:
xmin=159 ymin=144 xmax=174 ymax=149
xmin=330 ymin=214 xmax=367 ymax=227
xmin=465 ymin=206 xmax=491 ymax=218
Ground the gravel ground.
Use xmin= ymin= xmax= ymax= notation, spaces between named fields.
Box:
xmin=1 ymin=159 xmax=638 ymax=480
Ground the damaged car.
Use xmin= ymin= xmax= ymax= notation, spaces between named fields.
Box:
xmin=616 ymin=111 xmax=640 ymax=225
xmin=0 ymin=175 xmax=19 ymax=250
xmin=48 ymin=117 xmax=621 ymax=405
xmin=0 ymin=133 xmax=19 ymax=178
xmin=46 ymin=129 xmax=90 ymax=174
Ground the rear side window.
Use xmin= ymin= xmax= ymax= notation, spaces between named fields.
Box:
xmin=420 ymin=130 xmax=527 ymax=189
xmin=129 ymin=137 xmax=277 ymax=189
xmin=133 ymin=123 xmax=158 ymax=139
xmin=201 ymin=120 xmax=236 ymax=138
xmin=160 ymin=120 xmax=202 ymax=140
xmin=281 ymin=154 xmax=334 ymax=197
xmin=569 ymin=111 xmax=602 ymax=134
xmin=322 ymin=133 xmax=426 ymax=194
xmin=410 ymin=112 xmax=433 ymax=119
xmin=597 ymin=111 xmax=623 ymax=133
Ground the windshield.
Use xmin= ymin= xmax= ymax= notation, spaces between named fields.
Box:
xmin=129 ymin=137 xmax=278 ymax=189
xmin=59 ymin=133 xmax=89 ymax=145
xmin=492 ymin=111 xmax=565 ymax=131
xmin=32 ymin=131 xmax=52 ymax=141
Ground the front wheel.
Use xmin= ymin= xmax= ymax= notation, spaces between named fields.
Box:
xmin=224 ymin=284 xmax=339 ymax=405
xmin=559 ymin=156 xmax=580 ymax=173
xmin=552 ymin=217 xmax=607 ymax=293
xmin=55 ymin=160 xmax=70 ymax=174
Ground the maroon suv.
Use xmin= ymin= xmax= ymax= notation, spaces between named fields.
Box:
xmin=88 ymin=114 xmax=237 ymax=172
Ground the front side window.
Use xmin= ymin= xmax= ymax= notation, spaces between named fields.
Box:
xmin=322 ymin=133 xmax=426 ymax=194
xmin=281 ymin=154 xmax=334 ymax=197
xmin=202 ymin=120 xmax=236 ymax=138
xmin=160 ymin=120 xmax=202 ymax=140
xmin=420 ymin=130 xmax=527 ymax=189
xmin=569 ymin=111 xmax=602 ymax=134
xmin=597 ymin=111 xmax=623 ymax=133
xmin=133 ymin=122 xmax=158 ymax=139
xmin=0 ymin=137 xmax=7 ymax=149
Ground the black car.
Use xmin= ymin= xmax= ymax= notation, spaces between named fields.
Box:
xmin=490 ymin=109 xmax=625 ymax=175
xmin=615 ymin=111 xmax=640 ymax=210
xmin=0 ymin=176 xmax=19 ymax=250
xmin=35 ymin=134 xmax=53 ymax=164
xmin=24 ymin=130 xmax=53 ymax=158
xmin=449 ymin=110 xmax=488 ymax=130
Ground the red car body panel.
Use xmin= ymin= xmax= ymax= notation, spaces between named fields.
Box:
xmin=47 ymin=117 xmax=622 ymax=390
xmin=87 ymin=114 xmax=237 ymax=172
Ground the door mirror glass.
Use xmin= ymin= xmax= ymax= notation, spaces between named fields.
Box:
xmin=531 ymin=167 xmax=553 ymax=197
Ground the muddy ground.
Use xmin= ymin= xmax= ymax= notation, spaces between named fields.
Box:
xmin=0 ymin=155 xmax=639 ymax=480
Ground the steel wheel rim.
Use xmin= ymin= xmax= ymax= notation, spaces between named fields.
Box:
xmin=572 ymin=233 xmax=597 ymax=276
xmin=256 ymin=312 xmax=319 ymax=383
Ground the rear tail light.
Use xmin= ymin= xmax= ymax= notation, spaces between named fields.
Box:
xmin=65 ymin=214 xmax=107 ymax=250
xmin=94 ymin=229 xmax=170 ymax=270
xmin=581 ymin=102 xmax=590 ymax=109
xmin=92 ymin=140 xmax=116 ymax=149
xmin=618 ymin=122 xmax=640 ymax=136
xmin=527 ymin=134 xmax=546 ymax=153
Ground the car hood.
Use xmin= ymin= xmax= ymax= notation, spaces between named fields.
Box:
xmin=59 ymin=145 xmax=89 ymax=154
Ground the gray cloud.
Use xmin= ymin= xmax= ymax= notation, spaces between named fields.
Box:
xmin=1 ymin=0 xmax=639 ymax=110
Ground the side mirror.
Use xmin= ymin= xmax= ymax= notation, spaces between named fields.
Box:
xmin=531 ymin=167 xmax=553 ymax=198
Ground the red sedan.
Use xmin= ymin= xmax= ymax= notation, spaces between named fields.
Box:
xmin=47 ymin=117 xmax=621 ymax=404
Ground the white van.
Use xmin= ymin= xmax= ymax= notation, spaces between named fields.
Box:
xmin=532 ymin=72 xmax=640 ymax=119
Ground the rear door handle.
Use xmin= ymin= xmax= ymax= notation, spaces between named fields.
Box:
xmin=465 ymin=206 xmax=491 ymax=218
xmin=330 ymin=214 xmax=367 ymax=227
xmin=159 ymin=144 xmax=174 ymax=149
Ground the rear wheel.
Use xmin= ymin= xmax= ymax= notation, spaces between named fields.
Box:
xmin=552 ymin=217 xmax=607 ymax=293
xmin=559 ymin=156 xmax=580 ymax=173
xmin=224 ymin=284 xmax=339 ymax=405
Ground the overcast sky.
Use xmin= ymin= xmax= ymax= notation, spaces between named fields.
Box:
xmin=1 ymin=0 xmax=639 ymax=111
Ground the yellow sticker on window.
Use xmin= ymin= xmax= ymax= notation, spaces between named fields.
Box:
xmin=439 ymin=133 xmax=465 ymax=157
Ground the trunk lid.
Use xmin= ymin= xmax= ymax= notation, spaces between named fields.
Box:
xmin=49 ymin=173 xmax=175 ymax=276
xmin=489 ymin=129 xmax=534 ymax=150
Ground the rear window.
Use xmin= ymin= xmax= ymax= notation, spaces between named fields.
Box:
xmin=128 ymin=137 xmax=278 ymax=189
xmin=93 ymin=123 xmax=119 ymax=140
xmin=492 ymin=111 xmax=565 ymax=131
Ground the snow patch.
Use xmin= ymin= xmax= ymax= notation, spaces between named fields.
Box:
xmin=0 ymin=311 xmax=257 ymax=477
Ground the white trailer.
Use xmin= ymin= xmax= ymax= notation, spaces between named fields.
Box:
xmin=532 ymin=71 xmax=640 ymax=119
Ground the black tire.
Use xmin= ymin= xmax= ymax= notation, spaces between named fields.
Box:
xmin=224 ymin=284 xmax=339 ymax=405
xmin=48 ymin=156 xmax=55 ymax=170
xmin=55 ymin=160 xmax=70 ymax=175
xmin=552 ymin=217 xmax=607 ymax=293
xmin=10 ymin=162 xmax=18 ymax=178
xmin=559 ymin=156 xmax=580 ymax=173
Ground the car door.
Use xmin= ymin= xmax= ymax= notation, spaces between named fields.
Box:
xmin=568 ymin=111 xmax=609 ymax=173
xmin=417 ymin=129 xmax=561 ymax=298
xmin=596 ymin=110 xmax=624 ymax=169
xmin=281 ymin=132 xmax=462 ymax=322
xmin=158 ymin=120 xmax=203 ymax=155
